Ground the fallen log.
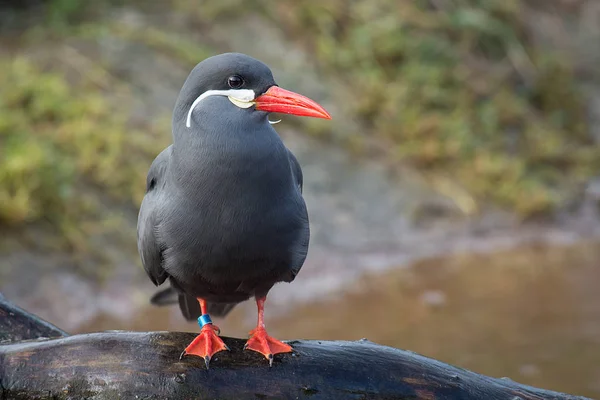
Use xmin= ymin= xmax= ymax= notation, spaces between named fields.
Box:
xmin=0 ymin=295 xmax=591 ymax=400
xmin=0 ymin=293 xmax=68 ymax=343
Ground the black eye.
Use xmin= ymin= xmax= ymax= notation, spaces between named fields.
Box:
xmin=228 ymin=75 xmax=244 ymax=89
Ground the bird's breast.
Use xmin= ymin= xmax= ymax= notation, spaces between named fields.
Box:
xmin=164 ymin=137 xmax=304 ymax=256
xmin=161 ymin=123 xmax=307 ymax=283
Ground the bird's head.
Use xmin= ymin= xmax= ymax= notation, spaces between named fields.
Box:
xmin=175 ymin=53 xmax=331 ymax=129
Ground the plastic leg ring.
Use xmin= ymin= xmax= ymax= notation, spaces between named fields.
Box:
xmin=198 ymin=314 xmax=213 ymax=328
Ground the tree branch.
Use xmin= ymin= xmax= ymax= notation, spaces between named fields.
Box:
xmin=0 ymin=293 xmax=67 ymax=344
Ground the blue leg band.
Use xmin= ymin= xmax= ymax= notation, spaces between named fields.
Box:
xmin=198 ymin=314 xmax=213 ymax=328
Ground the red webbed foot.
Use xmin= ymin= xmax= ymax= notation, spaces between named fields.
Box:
xmin=179 ymin=298 xmax=229 ymax=369
xmin=180 ymin=323 xmax=229 ymax=368
xmin=243 ymin=296 xmax=292 ymax=366
xmin=244 ymin=327 xmax=292 ymax=366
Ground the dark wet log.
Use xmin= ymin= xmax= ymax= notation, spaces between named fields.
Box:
xmin=0 ymin=293 xmax=67 ymax=344
xmin=0 ymin=296 xmax=591 ymax=400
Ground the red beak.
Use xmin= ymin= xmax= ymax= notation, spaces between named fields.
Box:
xmin=254 ymin=86 xmax=331 ymax=120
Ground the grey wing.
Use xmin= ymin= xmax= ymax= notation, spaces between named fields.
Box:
xmin=287 ymin=148 xmax=304 ymax=193
xmin=286 ymin=148 xmax=309 ymax=280
xmin=137 ymin=146 xmax=172 ymax=286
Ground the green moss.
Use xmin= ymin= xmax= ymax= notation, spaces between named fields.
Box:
xmin=47 ymin=0 xmax=86 ymax=28
xmin=72 ymin=22 xmax=214 ymax=67
xmin=244 ymin=0 xmax=597 ymax=217
xmin=0 ymin=58 xmax=169 ymax=273
xmin=1 ymin=0 xmax=597 ymax=247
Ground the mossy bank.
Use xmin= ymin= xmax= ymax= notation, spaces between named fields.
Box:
xmin=1 ymin=0 xmax=599 ymax=266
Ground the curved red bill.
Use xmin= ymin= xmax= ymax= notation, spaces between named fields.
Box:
xmin=254 ymin=86 xmax=331 ymax=120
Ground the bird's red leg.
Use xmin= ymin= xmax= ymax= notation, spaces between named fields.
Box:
xmin=244 ymin=296 xmax=292 ymax=366
xmin=180 ymin=298 xmax=229 ymax=368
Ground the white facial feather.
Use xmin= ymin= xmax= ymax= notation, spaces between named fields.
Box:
xmin=186 ymin=89 xmax=256 ymax=128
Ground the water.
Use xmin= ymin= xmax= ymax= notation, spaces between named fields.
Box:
xmin=76 ymin=241 xmax=600 ymax=398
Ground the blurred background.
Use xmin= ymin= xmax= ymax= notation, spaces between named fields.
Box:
xmin=0 ymin=0 xmax=599 ymax=397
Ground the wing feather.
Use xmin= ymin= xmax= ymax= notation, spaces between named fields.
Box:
xmin=137 ymin=146 xmax=172 ymax=286
xmin=287 ymin=148 xmax=303 ymax=193
xmin=286 ymin=148 xmax=309 ymax=279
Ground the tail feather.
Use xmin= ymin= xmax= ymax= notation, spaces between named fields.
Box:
xmin=177 ymin=293 xmax=201 ymax=321
xmin=150 ymin=287 xmax=238 ymax=320
xmin=206 ymin=302 xmax=237 ymax=318
xmin=177 ymin=294 xmax=238 ymax=320
xmin=149 ymin=287 xmax=178 ymax=306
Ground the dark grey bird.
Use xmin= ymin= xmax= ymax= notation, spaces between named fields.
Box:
xmin=137 ymin=52 xmax=331 ymax=367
